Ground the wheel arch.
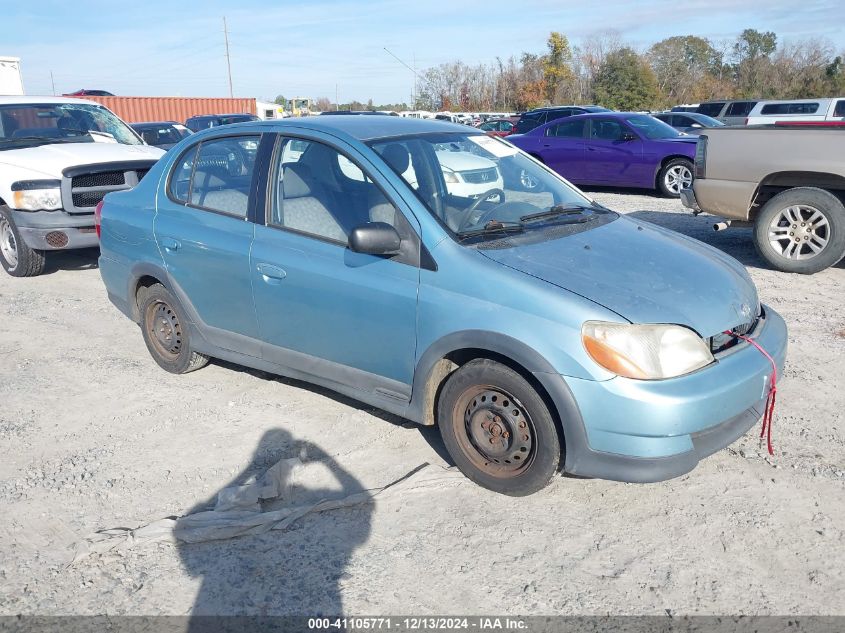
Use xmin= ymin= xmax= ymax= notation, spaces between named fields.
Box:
xmin=751 ymin=172 xmax=845 ymax=219
xmin=126 ymin=262 xmax=171 ymax=322
xmin=408 ymin=331 xmax=588 ymax=468
xmin=654 ymin=154 xmax=693 ymax=188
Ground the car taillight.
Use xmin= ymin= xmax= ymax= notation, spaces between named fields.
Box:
xmin=694 ymin=135 xmax=707 ymax=179
xmin=94 ymin=200 xmax=104 ymax=238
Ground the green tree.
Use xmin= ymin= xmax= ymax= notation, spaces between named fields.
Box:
xmin=273 ymin=95 xmax=287 ymax=107
xmin=592 ymin=47 xmax=662 ymax=110
xmin=648 ymin=35 xmax=721 ymax=103
xmin=543 ymin=32 xmax=575 ymax=103
xmin=732 ymin=29 xmax=778 ymax=97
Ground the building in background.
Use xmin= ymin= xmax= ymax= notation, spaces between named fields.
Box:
xmin=0 ymin=57 xmax=24 ymax=95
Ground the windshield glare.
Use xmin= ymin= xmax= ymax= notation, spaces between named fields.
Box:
xmin=0 ymin=103 xmax=142 ymax=147
xmin=625 ymin=115 xmax=681 ymax=139
xmin=369 ymin=132 xmax=597 ymax=238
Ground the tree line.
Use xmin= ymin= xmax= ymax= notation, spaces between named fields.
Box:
xmin=416 ymin=29 xmax=845 ymax=113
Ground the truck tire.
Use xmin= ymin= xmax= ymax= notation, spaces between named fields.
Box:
xmin=753 ymin=187 xmax=845 ymax=274
xmin=437 ymin=358 xmax=561 ymax=496
xmin=137 ymin=283 xmax=210 ymax=374
xmin=0 ymin=206 xmax=46 ymax=277
xmin=657 ymin=158 xmax=693 ymax=198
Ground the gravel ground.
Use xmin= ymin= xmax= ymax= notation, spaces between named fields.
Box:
xmin=0 ymin=191 xmax=843 ymax=616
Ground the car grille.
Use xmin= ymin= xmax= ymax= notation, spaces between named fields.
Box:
xmin=61 ymin=161 xmax=158 ymax=213
xmin=460 ymin=167 xmax=498 ymax=184
xmin=709 ymin=313 xmax=761 ymax=354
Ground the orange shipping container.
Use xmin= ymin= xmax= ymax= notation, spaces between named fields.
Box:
xmin=67 ymin=96 xmax=257 ymax=124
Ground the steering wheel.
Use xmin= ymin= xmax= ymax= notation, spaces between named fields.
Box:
xmin=455 ymin=188 xmax=506 ymax=232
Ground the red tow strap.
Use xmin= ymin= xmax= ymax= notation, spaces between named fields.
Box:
xmin=725 ymin=330 xmax=777 ymax=455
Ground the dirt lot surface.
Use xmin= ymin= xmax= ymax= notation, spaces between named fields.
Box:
xmin=1 ymin=191 xmax=843 ymax=616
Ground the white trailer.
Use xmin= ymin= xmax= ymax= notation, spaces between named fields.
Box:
xmin=0 ymin=57 xmax=24 ymax=96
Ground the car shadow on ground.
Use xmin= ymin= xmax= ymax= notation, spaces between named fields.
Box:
xmin=214 ymin=360 xmax=455 ymax=467
xmin=178 ymin=427 xmax=372 ymax=620
xmin=42 ymin=247 xmax=99 ymax=275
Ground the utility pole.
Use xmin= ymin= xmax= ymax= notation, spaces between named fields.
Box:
xmin=412 ymin=52 xmax=416 ymax=109
xmin=336 ymin=84 xmax=339 ymax=110
xmin=50 ymin=70 xmax=56 ymax=96
xmin=223 ymin=16 xmax=233 ymax=98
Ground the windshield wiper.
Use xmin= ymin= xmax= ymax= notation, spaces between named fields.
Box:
xmin=519 ymin=203 xmax=606 ymax=223
xmin=457 ymin=220 xmax=524 ymax=241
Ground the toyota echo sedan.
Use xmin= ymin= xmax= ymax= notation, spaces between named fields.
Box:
xmin=97 ymin=116 xmax=787 ymax=496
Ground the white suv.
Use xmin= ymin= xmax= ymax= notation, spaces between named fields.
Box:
xmin=0 ymin=96 xmax=163 ymax=276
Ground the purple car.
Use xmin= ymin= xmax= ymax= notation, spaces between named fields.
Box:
xmin=509 ymin=112 xmax=697 ymax=197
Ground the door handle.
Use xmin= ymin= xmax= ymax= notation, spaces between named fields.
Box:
xmin=160 ymin=237 xmax=180 ymax=251
xmin=256 ymin=263 xmax=287 ymax=280
xmin=543 ymin=143 xmax=551 ymax=147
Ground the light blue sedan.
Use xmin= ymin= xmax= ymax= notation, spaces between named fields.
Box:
xmin=97 ymin=116 xmax=787 ymax=496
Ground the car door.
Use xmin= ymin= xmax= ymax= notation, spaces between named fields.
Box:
xmin=154 ymin=133 xmax=263 ymax=354
xmin=582 ymin=118 xmax=645 ymax=186
xmin=538 ymin=118 xmax=586 ymax=182
xmin=249 ymin=133 xmax=420 ymax=400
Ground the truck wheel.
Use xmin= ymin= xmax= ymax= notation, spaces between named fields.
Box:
xmin=437 ymin=359 xmax=561 ymax=496
xmin=138 ymin=284 xmax=209 ymax=374
xmin=753 ymin=187 xmax=845 ymax=274
xmin=658 ymin=158 xmax=693 ymax=198
xmin=0 ymin=207 xmax=46 ymax=277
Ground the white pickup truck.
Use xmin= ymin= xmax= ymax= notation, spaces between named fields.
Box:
xmin=0 ymin=96 xmax=163 ymax=276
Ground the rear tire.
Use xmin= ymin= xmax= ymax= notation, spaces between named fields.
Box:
xmin=657 ymin=158 xmax=693 ymax=198
xmin=138 ymin=284 xmax=209 ymax=374
xmin=437 ymin=359 xmax=561 ymax=496
xmin=0 ymin=206 xmax=46 ymax=277
xmin=753 ymin=187 xmax=845 ymax=274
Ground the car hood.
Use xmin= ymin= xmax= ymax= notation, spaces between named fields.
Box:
xmin=436 ymin=150 xmax=496 ymax=172
xmin=479 ymin=215 xmax=759 ymax=337
xmin=0 ymin=143 xmax=164 ymax=179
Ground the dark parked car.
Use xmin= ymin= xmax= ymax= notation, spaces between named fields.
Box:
xmin=653 ymin=112 xmax=725 ymax=135
xmin=514 ymin=105 xmax=611 ymax=134
xmin=131 ymin=121 xmax=192 ymax=149
xmin=63 ymin=89 xmax=114 ymax=97
xmin=320 ymin=110 xmax=397 ymax=116
xmin=477 ymin=117 xmax=519 ymax=137
xmin=185 ymin=113 xmax=260 ymax=132
xmin=509 ymin=112 xmax=697 ymax=197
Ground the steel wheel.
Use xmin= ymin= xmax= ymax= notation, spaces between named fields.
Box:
xmin=767 ymin=204 xmax=830 ymax=261
xmin=453 ymin=386 xmax=536 ymax=478
xmin=0 ymin=216 xmax=18 ymax=268
xmin=663 ymin=164 xmax=692 ymax=195
xmin=145 ymin=300 xmax=183 ymax=361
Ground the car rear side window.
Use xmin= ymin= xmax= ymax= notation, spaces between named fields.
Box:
xmin=169 ymin=135 xmax=260 ymax=217
xmin=760 ymin=102 xmax=820 ymax=115
xmin=835 ymin=100 xmax=845 ymax=117
xmin=725 ymin=101 xmax=756 ymax=116
xmin=546 ymin=119 xmax=585 ymax=138
xmin=697 ymin=102 xmax=725 ymax=117
xmin=169 ymin=144 xmax=198 ymax=203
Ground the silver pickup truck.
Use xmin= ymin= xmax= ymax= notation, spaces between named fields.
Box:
xmin=681 ymin=126 xmax=845 ymax=274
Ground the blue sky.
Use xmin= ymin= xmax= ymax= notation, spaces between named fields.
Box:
xmin=4 ymin=0 xmax=843 ymax=104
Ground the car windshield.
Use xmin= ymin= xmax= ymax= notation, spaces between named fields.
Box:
xmin=368 ymin=132 xmax=610 ymax=243
xmin=625 ymin=115 xmax=681 ymax=139
xmin=0 ymin=103 xmax=142 ymax=149
xmin=134 ymin=124 xmax=185 ymax=145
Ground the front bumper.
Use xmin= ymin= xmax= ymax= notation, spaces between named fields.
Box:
xmin=554 ymin=304 xmax=788 ymax=482
xmin=10 ymin=209 xmax=98 ymax=250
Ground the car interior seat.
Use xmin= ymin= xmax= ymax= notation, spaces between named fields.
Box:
xmin=276 ymin=162 xmax=346 ymax=242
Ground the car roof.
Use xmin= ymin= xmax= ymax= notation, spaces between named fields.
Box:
xmin=250 ymin=114 xmax=472 ymax=141
xmin=0 ymin=95 xmax=101 ymax=106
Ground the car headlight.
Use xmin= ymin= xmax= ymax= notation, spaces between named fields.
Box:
xmin=11 ymin=180 xmax=62 ymax=211
xmin=582 ymin=321 xmax=714 ymax=380
xmin=442 ymin=167 xmax=460 ymax=184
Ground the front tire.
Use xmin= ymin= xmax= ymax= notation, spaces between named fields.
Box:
xmin=138 ymin=284 xmax=209 ymax=374
xmin=0 ymin=206 xmax=46 ymax=277
xmin=753 ymin=187 xmax=845 ymax=274
xmin=437 ymin=359 xmax=561 ymax=496
xmin=657 ymin=158 xmax=693 ymax=198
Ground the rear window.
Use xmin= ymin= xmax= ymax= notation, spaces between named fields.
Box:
xmin=515 ymin=112 xmax=544 ymax=133
xmin=760 ymin=102 xmax=820 ymax=115
xmin=836 ymin=100 xmax=845 ymax=118
xmin=725 ymin=101 xmax=756 ymax=116
xmin=546 ymin=119 xmax=586 ymax=138
xmin=697 ymin=102 xmax=725 ymax=117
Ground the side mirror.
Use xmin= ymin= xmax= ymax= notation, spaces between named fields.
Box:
xmin=690 ymin=123 xmax=703 ymax=129
xmin=621 ymin=132 xmax=637 ymax=141
xmin=348 ymin=222 xmax=402 ymax=256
